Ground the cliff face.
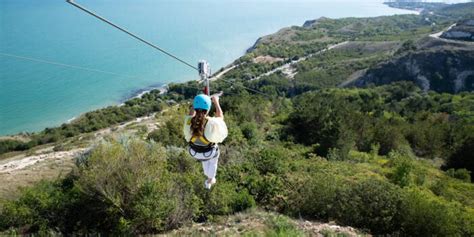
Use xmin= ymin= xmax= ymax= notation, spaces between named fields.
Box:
xmin=442 ymin=19 xmax=474 ymax=42
xmin=349 ymin=41 xmax=474 ymax=93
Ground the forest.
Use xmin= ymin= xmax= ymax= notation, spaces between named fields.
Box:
xmin=1 ymin=81 xmax=473 ymax=235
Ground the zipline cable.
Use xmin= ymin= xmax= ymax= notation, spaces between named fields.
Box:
xmin=0 ymin=51 xmax=274 ymax=98
xmin=0 ymin=52 xmax=138 ymax=79
xmin=219 ymin=78 xmax=273 ymax=98
xmin=66 ymin=0 xmax=199 ymax=71
xmin=66 ymin=0 xmax=273 ymax=98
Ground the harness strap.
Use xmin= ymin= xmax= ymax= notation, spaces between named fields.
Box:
xmin=188 ymin=145 xmax=219 ymax=162
xmin=190 ymin=118 xmax=212 ymax=146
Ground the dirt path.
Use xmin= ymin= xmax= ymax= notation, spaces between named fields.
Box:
xmin=0 ymin=149 xmax=86 ymax=174
xmin=430 ymin=23 xmax=456 ymax=39
xmin=0 ymin=148 xmax=86 ymax=199
xmin=210 ymin=65 xmax=238 ymax=81
xmin=254 ymin=41 xmax=349 ymax=80
xmin=0 ymin=112 xmax=161 ymax=200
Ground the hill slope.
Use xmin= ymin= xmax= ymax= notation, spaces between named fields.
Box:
xmin=1 ymin=2 xmax=474 ymax=236
xmin=348 ymin=37 xmax=474 ymax=93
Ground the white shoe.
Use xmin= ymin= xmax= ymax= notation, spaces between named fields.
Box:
xmin=208 ymin=178 xmax=216 ymax=189
xmin=204 ymin=178 xmax=216 ymax=190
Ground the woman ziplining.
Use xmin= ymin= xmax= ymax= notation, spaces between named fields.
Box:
xmin=183 ymin=94 xmax=228 ymax=189
xmin=66 ymin=0 xmax=270 ymax=190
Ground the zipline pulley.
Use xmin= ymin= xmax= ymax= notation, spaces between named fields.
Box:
xmin=66 ymin=0 xmax=265 ymax=98
xmin=198 ymin=60 xmax=211 ymax=96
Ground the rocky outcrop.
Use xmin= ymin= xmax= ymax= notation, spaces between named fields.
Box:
xmin=246 ymin=37 xmax=263 ymax=53
xmin=347 ymin=45 xmax=474 ymax=93
xmin=303 ymin=17 xmax=330 ymax=28
xmin=441 ymin=19 xmax=474 ymax=42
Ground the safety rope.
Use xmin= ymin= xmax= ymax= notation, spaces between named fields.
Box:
xmin=0 ymin=52 xmax=138 ymax=79
xmin=219 ymin=78 xmax=272 ymax=98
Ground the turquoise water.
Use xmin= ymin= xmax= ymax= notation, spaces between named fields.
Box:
xmin=0 ymin=0 xmax=414 ymax=135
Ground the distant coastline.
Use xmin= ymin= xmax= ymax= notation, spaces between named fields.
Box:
xmin=120 ymin=83 xmax=167 ymax=103
xmin=63 ymin=2 xmax=423 ymax=132
xmin=0 ymin=1 xmax=419 ymax=136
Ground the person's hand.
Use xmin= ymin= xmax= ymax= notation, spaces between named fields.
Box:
xmin=211 ymin=95 xmax=219 ymax=104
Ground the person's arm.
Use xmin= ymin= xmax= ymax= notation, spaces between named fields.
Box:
xmin=212 ymin=96 xmax=223 ymax=118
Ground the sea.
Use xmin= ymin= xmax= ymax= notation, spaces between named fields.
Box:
xmin=0 ymin=0 xmax=415 ymax=136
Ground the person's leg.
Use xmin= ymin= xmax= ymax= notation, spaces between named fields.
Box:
xmin=203 ymin=148 xmax=220 ymax=189
xmin=206 ymin=158 xmax=218 ymax=181
xmin=202 ymin=160 xmax=210 ymax=179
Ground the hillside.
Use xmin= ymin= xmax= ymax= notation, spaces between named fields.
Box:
xmin=163 ymin=210 xmax=365 ymax=236
xmin=442 ymin=19 xmax=474 ymax=41
xmin=1 ymin=2 xmax=474 ymax=236
xmin=347 ymin=37 xmax=474 ymax=93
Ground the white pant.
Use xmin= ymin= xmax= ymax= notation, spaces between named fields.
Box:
xmin=202 ymin=157 xmax=219 ymax=179
xmin=188 ymin=145 xmax=220 ymax=179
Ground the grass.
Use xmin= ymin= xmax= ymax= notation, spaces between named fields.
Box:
xmin=162 ymin=209 xmax=365 ymax=237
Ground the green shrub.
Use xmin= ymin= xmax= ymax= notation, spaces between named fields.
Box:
xmin=252 ymin=148 xmax=286 ymax=175
xmin=388 ymin=152 xmax=414 ymax=187
xmin=200 ymin=182 xmax=255 ymax=218
xmin=446 ymin=136 xmax=474 ymax=176
xmin=446 ymin=168 xmax=471 ymax=182
xmin=285 ymin=92 xmax=356 ymax=157
xmin=0 ymin=181 xmax=63 ymax=233
xmin=240 ymin=121 xmax=262 ymax=145
xmin=285 ymin=172 xmax=345 ymax=220
xmin=400 ymin=188 xmax=471 ymax=236
xmin=148 ymin=118 xmax=186 ymax=147
xmin=332 ymin=179 xmax=403 ymax=235
xmin=264 ymin=214 xmax=303 ymax=237
xmin=76 ymin=139 xmax=200 ymax=234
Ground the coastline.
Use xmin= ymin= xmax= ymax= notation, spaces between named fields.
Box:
xmin=2 ymin=3 xmax=420 ymax=137
xmin=120 ymin=83 xmax=168 ymax=104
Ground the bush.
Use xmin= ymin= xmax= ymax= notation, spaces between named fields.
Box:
xmin=400 ymin=188 xmax=472 ymax=236
xmin=332 ymin=179 xmax=403 ymax=235
xmin=285 ymin=171 xmax=345 ymax=220
xmin=446 ymin=136 xmax=474 ymax=177
xmin=200 ymin=182 xmax=255 ymax=218
xmin=0 ymin=180 xmax=65 ymax=234
xmin=285 ymin=92 xmax=356 ymax=157
xmin=240 ymin=121 xmax=262 ymax=145
xmin=446 ymin=168 xmax=471 ymax=182
xmin=0 ymin=140 xmax=206 ymax=235
xmin=252 ymin=148 xmax=286 ymax=175
xmin=388 ymin=152 xmax=415 ymax=187
xmin=148 ymin=119 xmax=186 ymax=147
xmin=76 ymin=140 xmax=200 ymax=234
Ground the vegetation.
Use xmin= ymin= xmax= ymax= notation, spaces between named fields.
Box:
xmin=0 ymin=90 xmax=167 ymax=155
xmin=1 ymin=2 xmax=474 ymax=236
xmin=2 ymin=82 xmax=474 ymax=235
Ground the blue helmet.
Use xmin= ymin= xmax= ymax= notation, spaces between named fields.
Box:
xmin=193 ymin=94 xmax=212 ymax=111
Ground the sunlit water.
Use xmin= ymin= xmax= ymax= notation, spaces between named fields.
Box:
xmin=0 ymin=0 xmax=414 ymax=135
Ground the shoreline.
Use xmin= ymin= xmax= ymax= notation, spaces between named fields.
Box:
xmin=2 ymin=3 xmax=421 ymax=137
xmin=65 ymin=84 xmax=169 ymax=125
xmin=120 ymin=83 xmax=168 ymax=103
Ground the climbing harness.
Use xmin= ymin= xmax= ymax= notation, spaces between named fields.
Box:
xmin=188 ymin=145 xmax=219 ymax=162
xmin=185 ymin=109 xmax=217 ymax=157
